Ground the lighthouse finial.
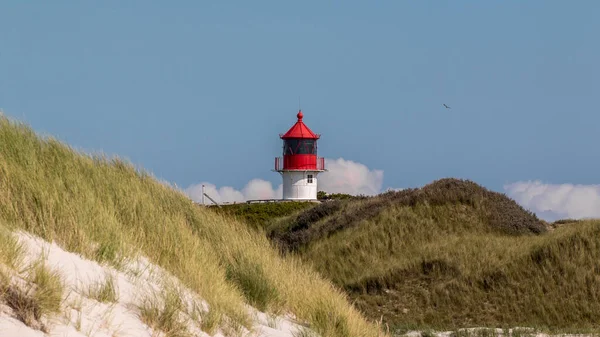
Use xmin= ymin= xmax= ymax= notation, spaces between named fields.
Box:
xmin=297 ymin=96 xmax=304 ymax=120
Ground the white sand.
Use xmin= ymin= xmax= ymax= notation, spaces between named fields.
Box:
xmin=0 ymin=232 xmax=309 ymax=337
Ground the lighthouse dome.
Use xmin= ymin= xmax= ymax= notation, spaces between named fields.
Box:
xmin=280 ymin=110 xmax=320 ymax=139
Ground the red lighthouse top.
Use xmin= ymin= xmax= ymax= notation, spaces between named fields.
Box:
xmin=274 ymin=110 xmax=325 ymax=172
xmin=279 ymin=110 xmax=320 ymax=139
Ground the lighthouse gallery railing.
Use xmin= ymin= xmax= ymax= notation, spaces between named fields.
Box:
xmin=274 ymin=157 xmax=325 ymax=171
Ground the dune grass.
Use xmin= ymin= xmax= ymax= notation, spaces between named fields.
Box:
xmin=269 ymin=179 xmax=545 ymax=254
xmin=249 ymin=179 xmax=600 ymax=331
xmin=138 ymin=284 xmax=191 ymax=337
xmin=301 ymin=203 xmax=538 ymax=287
xmin=2 ymin=285 xmax=46 ymax=329
xmin=274 ymin=195 xmax=600 ymax=331
xmin=87 ymin=273 xmax=119 ymax=303
xmin=0 ymin=255 xmax=64 ymax=331
xmin=212 ymin=202 xmax=317 ymax=231
xmin=27 ymin=259 xmax=64 ymax=316
xmin=0 ymin=114 xmax=386 ymax=336
xmin=0 ymin=225 xmax=24 ymax=269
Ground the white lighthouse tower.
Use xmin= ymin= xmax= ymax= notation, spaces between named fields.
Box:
xmin=274 ymin=110 xmax=326 ymax=200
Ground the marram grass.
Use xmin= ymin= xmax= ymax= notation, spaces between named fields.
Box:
xmin=267 ymin=186 xmax=600 ymax=331
xmin=0 ymin=115 xmax=386 ymax=337
xmin=0 ymin=242 xmax=64 ymax=332
xmin=87 ymin=273 xmax=119 ymax=303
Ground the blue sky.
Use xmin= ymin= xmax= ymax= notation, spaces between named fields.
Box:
xmin=1 ymin=2 xmax=599 ymax=218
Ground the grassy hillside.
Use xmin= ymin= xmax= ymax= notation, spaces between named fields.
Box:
xmin=0 ymin=114 xmax=387 ymax=337
xmin=259 ymin=179 xmax=600 ymax=331
xmin=211 ymin=202 xmax=317 ymax=231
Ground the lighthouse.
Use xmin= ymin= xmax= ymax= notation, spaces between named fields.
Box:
xmin=274 ymin=110 xmax=326 ymax=200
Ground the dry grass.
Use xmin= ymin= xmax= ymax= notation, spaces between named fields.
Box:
xmin=0 ymin=225 xmax=25 ymax=269
xmin=0 ymin=114 xmax=386 ymax=336
xmin=198 ymin=308 xmax=221 ymax=335
xmin=270 ymin=178 xmax=546 ymax=253
xmin=87 ymin=273 xmax=119 ymax=303
xmin=0 ymin=258 xmax=64 ymax=331
xmin=27 ymin=260 xmax=64 ymax=315
xmin=138 ymin=285 xmax=191 ymax=337
xmin=2 ymin=285 xmax=45 ymax=329
xmin=293 ymin=202 xmax=600 ymax=330
xmin=253 ymin=179 xmax=600 ymax=331
xmin=293 ymin=326 xmax=320 ymax=337
xmin=212 ymin=202 xmax=316 ymax=231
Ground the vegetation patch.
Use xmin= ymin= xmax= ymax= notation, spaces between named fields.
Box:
xmin=2 ymin=284 xmax=46 ymax=330
xmin=309 ymin=214 xmax=600 ymax=330
xmin=293 ymin=326 xmax=320 ymax=337
xmin=211 ymin=201 xmax=316 ymax=231
xmin=223 ymin=177 xmax=600 ymax=331
xmin=0 ymin=115 xmax=386 ymax=336
xmin=198 ymin=309 xmax=221 ymax=335
xmin=225 ymin=252 xmax=281 ymax=312
xmin=138 ymin=285 xmax=190 ymax=337
xmin=87 ymin=273 xmax=119 ymax=303
xmin=27 ymin=260 xmax=64 ymax=317
xmin=270 ymin=178 xmax=546 ymax=253
xmin=0 ymin=226 xmax=24 ymax=269
xmin=317 ymin=191 xmax=358 ymax=201
xmin=0 ymin=260 xmax=64 ymax=332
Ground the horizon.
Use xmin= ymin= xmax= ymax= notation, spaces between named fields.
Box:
xmin=1 ymin=1 xmax=599 ymax=221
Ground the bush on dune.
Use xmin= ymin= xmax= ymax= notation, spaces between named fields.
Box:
xmin=271 ymin=177 xmax=546 ymax=253
xmin=258 ymin=176 xmax=600 ymax=331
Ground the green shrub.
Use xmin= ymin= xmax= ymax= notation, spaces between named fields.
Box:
xmin=212 ymin=202 xmax=315 ymax=230
xmin=271 ymin=178 xmax=547 ymax=253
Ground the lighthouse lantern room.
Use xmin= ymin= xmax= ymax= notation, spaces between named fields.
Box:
xmin=274 ymin=110 xmax=326 ymax=200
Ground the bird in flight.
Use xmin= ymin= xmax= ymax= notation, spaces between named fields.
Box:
xmin=443 ymin=104 xmax=451 ymax=109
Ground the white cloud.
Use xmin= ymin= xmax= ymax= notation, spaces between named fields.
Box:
xmin=504 ymin=181 xmax=600 ymax=221
xmin=242 ymin=179 xmax=283 ymax=201
xmin=184 ymin=181 xmax=260 ymax=205
xmin=318 ymin=158 xmax=384 ymax=196
xmin=184 ymin=157 xmax=384 ymax=204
